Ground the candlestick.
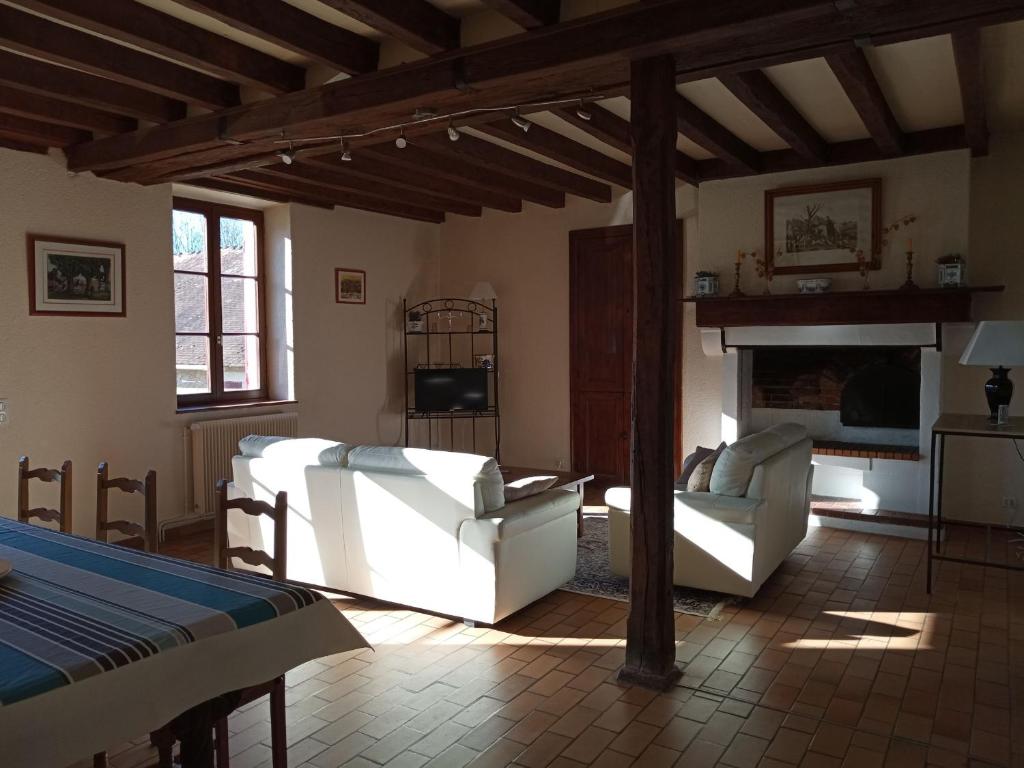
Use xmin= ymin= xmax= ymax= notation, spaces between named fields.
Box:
xmin=731 ymin=255 xmax=746 ymax=297
xmin=900 ymin=249 xmax=919 ymax=291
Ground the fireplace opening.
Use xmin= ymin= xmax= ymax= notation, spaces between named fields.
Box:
xmin=841 ymin=362 xmax=920 ymax=428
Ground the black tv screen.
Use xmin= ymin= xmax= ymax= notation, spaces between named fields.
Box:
xmin=415 ymin=368 xmax=489 ymax=412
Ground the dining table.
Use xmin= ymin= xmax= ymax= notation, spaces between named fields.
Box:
xmin=0 ymin=516 xmax=368 ymax=768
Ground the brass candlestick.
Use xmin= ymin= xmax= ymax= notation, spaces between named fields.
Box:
xmin=901 ymin=249 xmax=918 ymax=290
xmin=730 ymin=252 xmax=747 ymax=297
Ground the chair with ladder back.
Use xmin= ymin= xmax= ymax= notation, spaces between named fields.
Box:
xmin=18 ymin=456 xmax=72 ymax=533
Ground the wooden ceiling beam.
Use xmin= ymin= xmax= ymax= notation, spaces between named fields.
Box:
xmin=172 ymin=0 xmax=378 ymax=75
xmin=675 ymin=94 xmax=760 ymax=173
xmin=718 ymin=70 xmax=827 ymax=163
xmin=951 ymin=29 xmax=989 ymax=157
xmin=0 ymin=85 xmax=137 ymax=135
xmin=362 ymin=144 xmax=565 ymax=209
xmin=317 ymin=0 xmax=459 ymax=54
xmin=65 ymin=0 xmax=1024 ymax=174
xmin=0 ymin=4 xmax=239 ymax=109
xmin=0 ymin=137 xmax=49 ymax=154
xmin=0 ymin=51 xmax=186 ymax=124
xmin=184 ymin=177 xmax=334 ymax=208
xmin=225 ymin=170 xmax=447 ymax=222
xmin=479 ymin=0 xmax=560 ymax=29
xmin=416 ymin=132 xmax=611 ymax=202
xmin=558 ymin=104 xmax=699 ymax=185
xmin=9 ymin=0 xmax=304 ymax=94
xmin=0 ymin=113 xmax=91 ymax=147
xmin=826 ymin=48 xmax=904 ymax=157
xmin=477 ymin=118 xmax=633 ymax=188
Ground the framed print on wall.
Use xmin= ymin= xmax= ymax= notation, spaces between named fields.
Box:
xmin=27 ymin=234 xmax=126 ymax=316
xmin=335 ymin=268 xmax=366 ymax=304
xmin=765 ymin=178 xmax=881 ymax=275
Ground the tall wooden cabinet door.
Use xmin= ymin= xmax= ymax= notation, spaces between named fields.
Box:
xmin=570 ymin=226 xmax=633 ymax=484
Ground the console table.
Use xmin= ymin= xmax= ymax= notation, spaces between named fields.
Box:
xmin=501 ymin=466 xmax=595 ymax=537
xmin=927 ymin=413 xmax=1024 ymax=592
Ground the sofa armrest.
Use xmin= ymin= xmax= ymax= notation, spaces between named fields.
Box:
xmin=475 ymin=489 xmax=579 ymax=539
xmin=605 ymin=486 xmax=763 ymax=526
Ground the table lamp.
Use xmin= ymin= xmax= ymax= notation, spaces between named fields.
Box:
xmin=959 ymin=321 xmax=1024 ymax=422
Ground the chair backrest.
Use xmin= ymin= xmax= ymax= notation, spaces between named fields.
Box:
xmin=18 ymin=456 xmax=72 ymax=533
xmin=96 ymin=462 xmax=158 ymax=552
xmin=214 ymin=479 xmax=287 ymax=579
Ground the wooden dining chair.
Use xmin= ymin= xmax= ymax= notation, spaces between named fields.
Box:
xmin=96 ymin=462 xmax=158 ymax=552
xmin=18 ymin=456 xmax=72 ymax=533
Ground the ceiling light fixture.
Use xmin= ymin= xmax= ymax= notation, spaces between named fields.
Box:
xmin=511 ymin=110 xmax=532 ymax=133
xmin=575 ymin=99 xmax=592 ymax=121
xmin=395 ymin=130 xmax=408 ymax=149
xmin=278 ymin=142 xmax=295 ymax=165
xmin=340 ymin=139 xmax=352 ymax=162
xmin=447 ymin=120 xmax=461 ymax=142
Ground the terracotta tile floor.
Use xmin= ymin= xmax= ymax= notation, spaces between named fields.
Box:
xmin=87 ymin=519 xmax=1024 ymax=768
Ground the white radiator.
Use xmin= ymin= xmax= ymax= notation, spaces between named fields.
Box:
xmin=184 ymin=412 xmax=298 ymax=519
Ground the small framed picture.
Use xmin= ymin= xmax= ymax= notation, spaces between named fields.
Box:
xmin=335 ymin=268 xmax=366 ymax=304
xmin=28 ymin=234 xmax=126 ymax=316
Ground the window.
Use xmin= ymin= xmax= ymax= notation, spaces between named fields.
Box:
xmin=173 ymin=198 xmax=267 ymax=407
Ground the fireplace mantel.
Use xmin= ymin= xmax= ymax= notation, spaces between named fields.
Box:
xmin=683 ymin=285 xmax=1003 ymax=328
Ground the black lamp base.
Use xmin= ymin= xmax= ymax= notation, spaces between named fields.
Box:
xmin=985 ymin=367 xmax=1014 ymax=422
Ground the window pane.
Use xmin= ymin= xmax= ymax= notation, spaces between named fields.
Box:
xmin=221 ymin=276 xmax=258 ymax=333
xmin=220 ymin=217 xmax=258 ymax=276
xmin=175 ymin=273 xmax=208 ymax=333
xmin=176 ymin=335 xmax=211 ymax=394
xmin=172 ymin=210 xmax=208 ymax=272
xmin=223 ymin=336 xmax=260 ymax=392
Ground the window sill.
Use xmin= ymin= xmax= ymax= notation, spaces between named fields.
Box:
xmin=176 ymin=399 xmax=297 ymax=415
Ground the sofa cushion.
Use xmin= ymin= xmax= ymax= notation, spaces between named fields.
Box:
xmin=710 ymin=423 xmax=807 ymax=497
xmin=675 ymin=445 xmax=715 ymax=490
xmin=346 ymin=446 xmax=505 ymax=512
xmin=239 ymin=435 xmax=351 ymax=467
xmin=687 ymin=442 xmax=726 ymax=492
xmin=504 ymin=475 xmax=558 ymax=503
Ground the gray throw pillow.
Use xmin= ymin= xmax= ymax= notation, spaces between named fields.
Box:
xmin=686 ymin=442 xmax=727 ymax=493
xmin=675 ymin=445 xmax=715 ymax=489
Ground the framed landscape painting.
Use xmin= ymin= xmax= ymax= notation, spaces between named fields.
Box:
xmin=27 ymin=235 xmax=125 ymax=316
xmin=765 ymin=178 xmax=881 ymax=274
xmin=335 ymin=268 xmax=366 ymax=304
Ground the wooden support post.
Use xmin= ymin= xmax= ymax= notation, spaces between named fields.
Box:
xmin=619 ymin=54 xmax=682 ymax=691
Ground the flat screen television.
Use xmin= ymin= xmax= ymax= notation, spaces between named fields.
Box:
xmin=415 ymin=368 xmax=489 ymax=412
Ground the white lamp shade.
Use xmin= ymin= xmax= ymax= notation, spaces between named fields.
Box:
xmin=959 ymin=321 xmax=1024 ymax=367
xmin=469 ymin=281 xmax=497 ymax=300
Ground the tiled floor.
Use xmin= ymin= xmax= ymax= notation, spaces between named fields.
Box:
xmin=89 ymin=516 xmax=1024 ymax=768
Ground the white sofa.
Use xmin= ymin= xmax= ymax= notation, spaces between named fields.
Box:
xmin=227 ymin=438 xmax=580 ymax=625
xmin=606 ymin=423 xmax=813 ymax=597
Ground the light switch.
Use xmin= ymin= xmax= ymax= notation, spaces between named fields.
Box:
xmin=0 ymin=399 xmax=8 ymax=425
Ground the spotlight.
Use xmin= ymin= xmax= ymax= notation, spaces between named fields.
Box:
xmin=340 ymin=139 xmax=352 ymax=162
xmin=395 ymin=130 xmax=408 ymax=149
xmin=447 ymin=121 xmax=461 ymax=142
xmin=278 ymin=143 xmax=295 ymax=165
xmin=575 ymin=99 xmax=592 ymax=121
xmin=511 ymin=110 xmax=531 ymax=133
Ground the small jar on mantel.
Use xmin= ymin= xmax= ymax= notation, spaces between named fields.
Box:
xmin=694 ymin=272 xmax=719 ymax=297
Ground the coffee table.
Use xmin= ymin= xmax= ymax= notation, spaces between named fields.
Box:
xmin=500 ymin=465 xmax=595 ymax=537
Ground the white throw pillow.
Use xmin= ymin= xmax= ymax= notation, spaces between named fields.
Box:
xmin=503 ymin=475 xmax=558 ymax=503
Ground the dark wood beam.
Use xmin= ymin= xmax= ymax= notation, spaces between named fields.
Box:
xmin=951 ymin=29 xmax=989 ymax=157
xmin=0 ymin=4 xmax=239 ymax=109
xmin=317 ymin=0 xmax=459 ymax=54
xmin=675 ymin=94 xmax=760 ymax=172
xmin=826 ymin=48 xmax=904 ymax=157
xmin=185 ymin=177 xmax=334 ymax=209
xmin=620 ymin=53 xmax=682 ymax=692
xmin=478 ymin=119 xmax=633 ymax=188
xmin=172 ymin=0 xmax=378 ymax=75
xmin=558 ymin=104 xmax=699 ymax=185
xmin=479 ymin=0 xmax=559 ymax=28
xmin=718 ymin=70 xmax=826 ymax=163
xmin=0 ymin=113 xmax=90 ymax=147
xmin=10 ymin=0 xmax=304 ymax=94
xmin=0 ymin=85 xmax=136 ymax=134
xmin=65 ymin=0 xmax=1024 ymax=173
xmin=263 ymin=163 xmax=482 ymax=216
xmin=0 ymin=137 xmax=49 ymax=154
xmin=225 ymin=170 xmax=446 ymax=222
xmin=0 ymin=51 xmax=186 ymax=124
xmin=362 ymin=144 xmax=565 ymax=209
xmin=416 ymin=132 xmax=611 ymax=203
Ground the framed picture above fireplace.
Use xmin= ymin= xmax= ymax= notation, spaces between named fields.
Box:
xmin=765 ymin=178 xmax=881 ymax=275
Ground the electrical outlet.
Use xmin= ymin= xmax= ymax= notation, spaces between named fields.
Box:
xmin=1002 ymin=497 xmax=1018 ymax=510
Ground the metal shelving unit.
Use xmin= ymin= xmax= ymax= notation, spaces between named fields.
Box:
xmin=403 ymin=297 xmax=500 ymax=459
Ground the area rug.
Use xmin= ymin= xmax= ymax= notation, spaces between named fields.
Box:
xmin=560 ymin=514 xmax=733 ymax=618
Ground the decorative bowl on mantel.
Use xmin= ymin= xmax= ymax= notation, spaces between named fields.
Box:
xmin=796 ymin=278 xmax=832 ymax=294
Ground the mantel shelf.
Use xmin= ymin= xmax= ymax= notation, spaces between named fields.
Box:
xmin=683 ymin=285 xmax=1004 ymax=328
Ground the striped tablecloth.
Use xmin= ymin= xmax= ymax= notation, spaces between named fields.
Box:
xmin=0 ymin=517 xmax=367 ymax=768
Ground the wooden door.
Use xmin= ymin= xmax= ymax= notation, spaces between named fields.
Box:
xmin=570 ymin=225 xmax=634 ymax=484
xmin=570 ymin=223 xmax=684 ymax=485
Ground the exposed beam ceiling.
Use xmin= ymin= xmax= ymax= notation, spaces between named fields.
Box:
xmin=0 ymin=85 xmax=137 ymax=134
xmin=479 ymin=0 xmax=560 ymax=29
xmin=0 ymin=113 xmax=91 ymax=147
xmin=8 ymin=0 xmax=304 ymax=94
xmin=171 ymin=0 xmax=379 ymax=74
xmin=0 ymin=50 xmax=186 ymax=124
xmin=718 ymin=70 xmax=827 ymax=163
xmin=0 ymin=136 xmax=49 ymax=154
xmin=951 ymin=29 xmax=989 ymax=157
xmin=675 ymin=94 xmax=760 ymax=173
xmin=187 ymin=177 xmax=334 ymax=208
xmin=477 ymin=119 xmax=633 ymax=188
xmin=316 ymin=0 xmax=460 ymax=54
xmin=0 ymin=4 xmax=239 ymax=108
xmin=826 ymin=48 xmax=905 ymax=157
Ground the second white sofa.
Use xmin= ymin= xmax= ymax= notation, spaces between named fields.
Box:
xmin=228 ymin=438 xmax=579 ymax=625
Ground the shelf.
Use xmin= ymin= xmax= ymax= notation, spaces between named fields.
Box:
xmin=813 ymin=440 xmax=920 ymax=462
xmin=407 ymin=409 xmax=499 ymax=420
xmin=406 ymin=330 xmax=494 ymax=336
xmin=407 ymin=370 xmax=496 ymax=375
xmin=683 ymin=285 xmax=1003 ymax=328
